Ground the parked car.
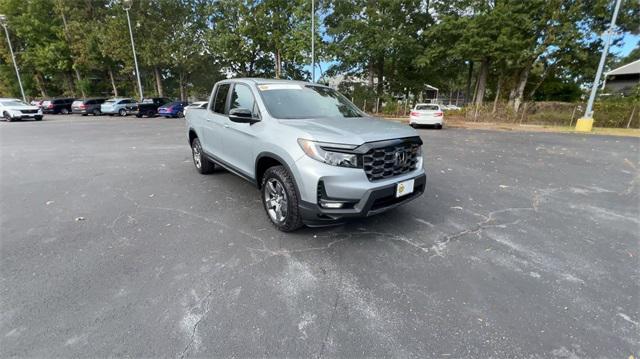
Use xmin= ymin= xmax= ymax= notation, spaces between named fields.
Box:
xmin=126 ymin=97 xmax=172 ymax=118
xmin=71 ymin=98 xmax=107 ymax=116
xmin=30 ymin=99 xmax=45 ymax=107
xmin=158 ymin=101 xmax=190 ymax=118
xmin=409 ymin=103 xmax=444 ymax=129
xmin=444 ymin=104 xmax=462 ymax=110
xmin=0 ymin=98 xmax=43 ymax=121
xmin=100 ymin=98 xmax=136 ymax=116
xmin=41 ymin=98 xmax=75 ymax=114
xmin=186 ymin=79 xmax=426 ymax=231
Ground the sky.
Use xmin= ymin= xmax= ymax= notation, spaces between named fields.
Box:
xmin=611 ymin=33 xmax=639 ymax=57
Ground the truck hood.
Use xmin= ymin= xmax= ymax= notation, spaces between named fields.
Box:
xmin=278 ymin=116 xmax=418 ymax=145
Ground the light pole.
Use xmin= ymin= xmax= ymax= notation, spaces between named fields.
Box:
xmin=576 ymin=0 xmax=622 ymax=132
xmin=311 ymin=0 xmax=315 ymax=83
xmin=123 ymin=0 xmax=143 ymax=101
xmin=0 ymin=15 xmax=26 ymax=102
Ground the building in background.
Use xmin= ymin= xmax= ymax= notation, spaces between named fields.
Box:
xmin=602 ymin=59 xmax=640 ymax=96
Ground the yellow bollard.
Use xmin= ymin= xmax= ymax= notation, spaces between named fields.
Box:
xmin=575 ymin=117 xmax=594 ymax=132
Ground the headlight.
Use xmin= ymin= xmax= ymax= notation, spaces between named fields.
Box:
xmin=297 ymin=139 xmax=359 ymax=168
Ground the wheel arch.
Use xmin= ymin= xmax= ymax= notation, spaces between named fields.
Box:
xmin=255 ymin=152 xmax=301 ymax=198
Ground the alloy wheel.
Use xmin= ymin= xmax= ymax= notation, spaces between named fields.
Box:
xmin=264 ymin=178 xmax=288 ymax=223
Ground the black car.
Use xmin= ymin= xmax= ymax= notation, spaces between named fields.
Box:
xmin=71 ymin=98 xmax=107 ymax=116
xmin=42 ymin=98 xmax=75 ymax=114
xmin=126 ymin=97 xmax=172 ymax=118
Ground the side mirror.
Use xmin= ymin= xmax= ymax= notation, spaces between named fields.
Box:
xmin=229 ymin=108 xmax=260 ymax=124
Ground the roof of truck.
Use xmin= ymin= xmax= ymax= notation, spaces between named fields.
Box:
xmin=230 ymin=78 xmax=328 ymax=87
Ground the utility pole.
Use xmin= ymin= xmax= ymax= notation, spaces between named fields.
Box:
xmin=311 ymin=0 xmax=315 ymax=83
xmin=0 ymin=15 xmax=26 ymax=102
xmin=123 ymin=0 xmax=144 ymax=101
xmin=576 ymin=0 xmax=622 ymax=132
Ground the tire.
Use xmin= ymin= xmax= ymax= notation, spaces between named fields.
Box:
xmin=436 ymin=124 xmax=443 ymax=130
xmin=135 ymin=113 xmax=142 ymax=118
xmin=176 ymin=111 xmax=184 ymax=118
xmin=118 ymin=109 xmax=127 ymax=117
xmin=4 ymin=112 xmax=14 ymax=122
xmin=410 ymin=123 xmax=417 ymax=128
xmin=261 ymin=166 xmax=304 ymax=232
xmin=35 ymin=116 xmax=43 ymax=121
xmin=92 ymin=109 xmax=100 ymax=116
xmin=60 ymin=108 xmax=69 ymax=114
xmin=146 ymin=110 xmax=155 ymax=117
xmin=190 ymin=137 xmax=215 ymax=174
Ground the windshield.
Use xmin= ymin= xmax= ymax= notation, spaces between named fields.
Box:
xmin=258 ymin=84 xmax=363 ymax=119
xmin=416 ymin=105 xmax=439 ymax=111
xmin=0 ymin=100 xmax=30 ymax=107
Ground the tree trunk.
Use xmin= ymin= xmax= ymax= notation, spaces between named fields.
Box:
xmin=154 ymin=67 xmax=164 ymax=97
xmin=108 ymin=68 xmax=118 ymax=97
xmin=34 ymin=72 xmax=47 ymax=98
xmin=465 ymin=60 xmax=474 ymax=104
xmin=492 ymin=79 xmax=501 ymax=114
xmin=179 ymin=72 xmax=185 ymax=101
xmin=275 ymin=49 xmax=281 ymax=79
xmin=368 ymin=61 xmax=374 ymax=88
xmin=64 ymin=72 xmax=76 ymax=96
xmin=473 ymin=57 xmax=489 ymax=106
xmin=58 ymin=2 xmax=85 ymax=98
xmin=376 ymin=56 xmax=384 ymax=110
xmin=513 ymin=63 xmax=532 ymax=113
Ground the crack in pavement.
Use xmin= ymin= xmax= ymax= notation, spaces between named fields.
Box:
xmin=178 ymin=290 xmax=214 ymax=359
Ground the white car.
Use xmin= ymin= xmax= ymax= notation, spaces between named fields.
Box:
xmin=409 ymin=103 xmax=443 ymax=129
xmin=0 ymin=98 xmax=43 ymax=121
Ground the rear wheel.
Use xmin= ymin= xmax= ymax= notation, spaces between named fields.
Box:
xmin=35 ymin=116 xmax=43 ymax=121
xmin=261 ymin=166 xmax=304 ymax=232
xmin=176 ymin=111 xmax=184 ymax=118
xmin=60 ymin=108 xmax=69 ymax=114
xmin=118 ymin=109 xmax=127 ymax=117
xmin=191 ymin=137 xmax=215 ymax=174
xmin=436 ymin=124 xmax=443 ymax=129
xmin=92 ymin=109 xmax=100 ymax=116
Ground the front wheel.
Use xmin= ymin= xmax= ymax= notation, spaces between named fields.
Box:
xmin=60 ymin=108 xmax=69 ymax=114
xmin=4 ymin=112 xmax=14 ymax=122
xmin=118 ymin=109 xmax=127 ymax=117
xmin=191 ymin=137 xmax=215 ymax=174
xmin=261 ymin=166 xmax=304 ymax=232
xmin=176 ymin=111 xmax=184 ymax=118
xmin=92 ymin=109 xmax=101 ymax=116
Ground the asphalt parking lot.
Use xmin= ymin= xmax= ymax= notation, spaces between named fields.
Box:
xmin=1 ymin=114 xmax=638 ymax=358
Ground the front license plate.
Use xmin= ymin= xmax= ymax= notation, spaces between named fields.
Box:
xmin=396 ymin=179 xmax=415 ymax=198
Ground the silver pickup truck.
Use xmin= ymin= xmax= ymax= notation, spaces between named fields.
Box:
xmin=186 ymin=78 xmax=426 ymax=231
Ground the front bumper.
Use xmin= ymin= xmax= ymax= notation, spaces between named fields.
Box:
xmin=298 ymin=173 xmax=426 ymax=226
xmin=410 ymin=116 xmax=443 ymax=125
xmin=6 ymin=111 xmax=42 ymax=119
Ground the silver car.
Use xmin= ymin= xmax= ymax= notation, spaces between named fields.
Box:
xmin=100 ymin=98 xmax=136 ymax=116
xmin=186 ymin=79 xmax=426 ymax=231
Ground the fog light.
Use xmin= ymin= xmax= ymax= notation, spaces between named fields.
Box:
xmin=320 ymin=200 xmax=344 ymax=209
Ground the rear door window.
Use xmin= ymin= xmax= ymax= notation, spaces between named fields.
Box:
xmin=213 ymin=84 xmax=230 ymax=114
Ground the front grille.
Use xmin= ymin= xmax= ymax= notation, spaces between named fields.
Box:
xmin=363 ymin=143 xmax=420 ymax=181
xmin=21 ymin=109 xmax=38 ymax=114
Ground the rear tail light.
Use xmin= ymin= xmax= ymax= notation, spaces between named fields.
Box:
xmin=166 ymin=107 xmax=173 ymax=111
xmin=48 ymin=103 xmax=53 ymax=108
xmin=79 ymin=103 xmax=86 ymax=109
xmin=410 ymin=111 xmax=419 ymax=116
xmin=434 ymin=112 xmax=443 ymax=117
